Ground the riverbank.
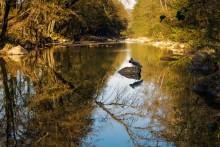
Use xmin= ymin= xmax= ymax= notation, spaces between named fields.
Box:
xmin=124 ymin=37 xmax=190 ymax=55
xmin=0 ymin=35 xmax=123 ymax=50
xmin=125 ymin=37 xmax=220 ymax=107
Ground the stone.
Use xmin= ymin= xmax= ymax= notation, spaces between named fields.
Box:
xmin=24 ymin=40 xmax=33 ymax=50
xmin=191 ymin=52 xmax=209 ymax=62
xmin=160 ymin=56 xmax=179 ymax=61
xmin=129 ymin=58 xmax=142 ymax=68
xmin=192 ymin=71 xmax=220 ymax=108
xmin=118 ymin=67 xmax=141 ymax=80
xmin=6 ymin=45 xmax=28 ymax=55
xmin=188 ymin=52 xmax=218 ymax=75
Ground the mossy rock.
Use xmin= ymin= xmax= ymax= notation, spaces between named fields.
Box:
xmin=118 ymin=67 xmax=141 ymax=80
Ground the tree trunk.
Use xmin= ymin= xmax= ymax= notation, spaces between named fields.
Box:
xmin=1 ymin=0 xmax=12 ymax=38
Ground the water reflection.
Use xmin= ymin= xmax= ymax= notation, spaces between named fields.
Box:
xmin=130 ymin=80 xmax=143 ymax=89
xmin=0 ymin=43 xmax=219 ymax=146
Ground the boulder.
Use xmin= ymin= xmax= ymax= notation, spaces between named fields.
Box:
xmin=192 ymin=71 xmax=220 ymax=108
xmin=188 ymin=52 xmax=218 ymax=75
xmin=129 ymin=58 xmax=142 ymax=68
xmin=118 ymin=67 xmax=141 ymax=80
xmin=130 ymin=80 xmax=143 ymax=88
xmin=191 ymin=52 xmax=209 ymax=62
xmin=24 ymin=40 xmax=34 ymax=50
xmin=160 ymin=56 xmax=179 ymax=61
xmin=6 ymin=45 xmax=28 ymax=55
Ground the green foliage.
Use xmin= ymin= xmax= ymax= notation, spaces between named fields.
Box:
xmin=131 ymin=0 xmax=220 ymax=45
xmin=71 ymin=0 xmax=128 ymax=36
xmin=130 ymin=0 xmax=172 ymax=38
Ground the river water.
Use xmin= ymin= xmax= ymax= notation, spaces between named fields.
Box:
xmin=0 ymin=43 xmax=219 ymax=146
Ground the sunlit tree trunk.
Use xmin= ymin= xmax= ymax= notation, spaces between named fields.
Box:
xmin=0 ymin=0 xmax=5 ymax=14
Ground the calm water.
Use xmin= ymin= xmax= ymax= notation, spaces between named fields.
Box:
xmin=0 ymin=43 xmax=219 ymax=146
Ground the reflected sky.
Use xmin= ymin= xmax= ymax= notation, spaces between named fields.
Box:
xmin=85 ymin=45 xmax=174 ymax=146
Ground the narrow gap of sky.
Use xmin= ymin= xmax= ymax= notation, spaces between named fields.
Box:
xmin=119 ymin=0 xmax=137 ymax=9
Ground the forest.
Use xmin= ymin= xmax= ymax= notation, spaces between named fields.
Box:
xmin=0 ymin=0 xmax=128 ymax=46
xmin=1 ymin=0 xmax=220 ymax=47
xmin=130 ymin=0 xmax=220 ymax=47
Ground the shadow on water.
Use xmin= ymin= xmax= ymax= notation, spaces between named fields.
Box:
xmin=0 ymin=43 xmax=219 ymax=146
xmin=130 ymin=79 xmax=143 ymax=89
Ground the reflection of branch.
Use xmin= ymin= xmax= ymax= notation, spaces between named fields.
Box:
xmin=0 ymin=58 xmax=18 ymax=146
xmin=35 ymin=132 xmax=49 ymax=144
xmin=117 ymin=112 xmax=148 ymax=118
xmin=106 ymin=102 xmax=141 ymax=109
xmin=175 ymin=97 xmax=200 ymax=141
xmin=94 ymin=100 xmax=138 ymax=146
xmin=53 ymin=70 xmax=76 ymax=89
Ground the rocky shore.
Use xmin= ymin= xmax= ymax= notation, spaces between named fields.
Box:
xmin=125 ymin=37 xmax=220 ymax=107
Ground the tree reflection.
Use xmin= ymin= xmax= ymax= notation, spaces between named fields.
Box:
xmin=145 ymin=66 xmax=220 ymax=146
xmin=90 ymin=74 xmax=170 ymax=146
xmin=86 ymin=44 xmax=220 ymax=147
xmin=0 ymin=44 xmax=127 ymax=146
xmin=1 ymin=43 xmax=219 ymax=146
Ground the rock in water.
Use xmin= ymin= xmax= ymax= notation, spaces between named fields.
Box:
xmin=188 ymin=52 xmax=218 ymax=75
xmin=160 ymin=56 xmax=179 ymax=61
xmin=129 ymin=58 xmax=142 ymax=68
xmin=7 ymin=45 xmax=28 ymax=55
xmin=118 ymin=67 xmax=141 ymax=80
xmin=192 ymin=71 xmax=220 ymax=109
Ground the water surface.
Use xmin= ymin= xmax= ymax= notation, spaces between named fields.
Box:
xmin=0 ymin=43 xmax=219 ymax=146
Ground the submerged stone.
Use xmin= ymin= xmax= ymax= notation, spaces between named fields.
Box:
xmin=160 ymin=56 xmax=179 ymax=61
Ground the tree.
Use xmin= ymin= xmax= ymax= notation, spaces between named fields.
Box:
xmin=1 ymin=0 xmax=14 ymax=38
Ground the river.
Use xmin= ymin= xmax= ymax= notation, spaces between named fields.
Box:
xmin=0 ymin=43 xmax=219 ymax=146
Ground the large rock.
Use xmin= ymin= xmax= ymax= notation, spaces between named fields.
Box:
xmin=24 ymin=40 xmax=34 ymax=50
xmin=191 ymin=52 xmax=209 ymax=62
xmin=118 ymin=67 xmax=141 ymax=80
xmin=6 ymin=45 xmax=28 ymax=55
xmin=188 ymin=52 xmax=218 ymax=75
xmin=192 ymin=71 xmax=220 ymax=108
xmin=160 ymin=55 xmax=179 ymax=61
